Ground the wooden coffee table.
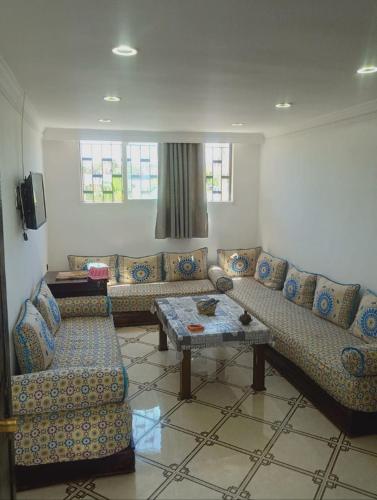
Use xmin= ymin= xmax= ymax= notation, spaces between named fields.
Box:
xmin=152 ymin=294 xmax=272 ymax=400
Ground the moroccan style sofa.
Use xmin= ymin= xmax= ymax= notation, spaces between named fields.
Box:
xmin=67 ymin=249 xmax=232 ymax=327
xmin=12 ymin=287 xmax=133 ymax=490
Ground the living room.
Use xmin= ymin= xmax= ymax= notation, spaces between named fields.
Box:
xmin=0 ymin=1 xmax=376 ymax=499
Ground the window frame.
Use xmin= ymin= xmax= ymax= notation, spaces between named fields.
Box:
xmin=125 ymin=142 xmax=159 ymax=201
xmin=79 ymin=140 xmax=125 ymax=205
xmin=205 ymin=143 xmax=233 ymax=203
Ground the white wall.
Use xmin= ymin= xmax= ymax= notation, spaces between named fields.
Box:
xmin=43 ymin=134 xmax=262 ymax=269
xmin=0 ymin=59 xmax=47 ymax=371
xmin=259 ymin=115 xmax=377 ymax=291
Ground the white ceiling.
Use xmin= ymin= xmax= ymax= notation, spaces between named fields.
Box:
xmin=0 ymin=0 xmax=377 ymax=136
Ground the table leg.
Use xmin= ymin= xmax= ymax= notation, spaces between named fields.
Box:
xmin=158 ymin=322 xmax=168 ymax=352
xmin=252 ymin=344 xmax=266 ymax=391
xmin=180 ymin=350 xmax=191 ymax=400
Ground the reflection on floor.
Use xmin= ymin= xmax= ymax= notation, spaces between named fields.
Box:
xmin=19 ymin=325 xmax=377 ymax=500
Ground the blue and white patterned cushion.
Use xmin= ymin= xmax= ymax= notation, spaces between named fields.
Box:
xmin=13 ymin=300 xmax=55 ymax=373
xmin=283 ymin=265 xmax=317 ymax=309
xmin=350 ymin=290 xmax=377 ymax=343
xmin=164 ymin=248 xmax=208 ymax=281
xmin=342 ymin=345 xmax=377 ymax=377
xmin=217 ymin=247 xmax=261 ymax=277
xmin=33 ymin=280 xmax=61 ymax=335
xmin=118 ymin=253 xmax=162 ymax=284
xmin=254 ymin=251 xmax=287 ymax=289
xmin=313 ymin=276 xmax=360 ymax=329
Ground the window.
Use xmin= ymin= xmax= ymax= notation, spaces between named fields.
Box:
xmin=205 ymin=143 xmax=232 ymax=202
xmin=80 ymin=141 xmax=123 ymax=203
xmin=126 ymin=143 xmax=158 ymax=199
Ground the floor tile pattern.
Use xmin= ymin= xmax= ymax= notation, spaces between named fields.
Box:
xmin=19 ymin=325 xmax=377 ymax=500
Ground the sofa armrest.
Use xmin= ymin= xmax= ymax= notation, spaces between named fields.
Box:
xmin=341 ymin=345 xmax=377 ymax=377
xmin=56 ymin=296 xmax=112 ymax=318
xmin=208 ymin=265 xmax=233 ymax=292
xmin=12 ymin=365 xmax=127 ymax=415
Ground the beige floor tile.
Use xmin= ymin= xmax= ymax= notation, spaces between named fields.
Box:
xmin=137 ymin=426 xmax=197 ymax=467
xmin=264 ymin=373 xmax=300 ymax=399
xmin=347 ymin=435 xmax=377 ymax=455
xmin=127 ymin=362 xmax=166 ymax=384
xmin=127 ymin=382 xmax=143 ymax=398
xmin=332 ymin=448 xmax=377 ymax=494
xmin=191 ymin=356 xmax=221 ymax=378
xmin=131 ymin=389 xmax=180 ymax=418
xmin=18 ymin=483 xmax=70 ymax=499
xmin=323 ymin=484 xmax=371 ymax=499
xmin=200 ymin=346 xmax=239 ymax=360
xmin=186 ymin=442 xmax=251 ymax=490
xmin=234 ymin=350 xmax=254 ymax=367
xmin=117 ymin=326 xmax=147 ymax=338
xmin=141 ymin=331 xmax=160 ymax=345
xmin=155 ymin=371 xmax=202 ymax=394
xmin=216 ymin=414 xmax=275 ymax=452
xmin=245 ymin=463 xmax=318 ymax=499
xmin=289 ymin=405 xmax=340 ymax=439
xmin=217 ymin=364 xmax=253 ymax=387
xmin=157 ymin=477 xmax=224 ymax=499
xmin=93 ymin=458 xmax=166 ymax=499
xmin=132 ymin=413 xmax=160 ymax=443
xmin=123 ymin=342 xmax=156 ymax=358
xmin=239 ymin=393 xmax=291 ymax=422
xmin=270 ymin=431 xmax=333 ymax=472
xmin=167 ymin=401 xmax=224 ymax=434
xmin=146 ymin=349 xmax=181 ymax=366
xmin=195 ymin=381 xmax=244 ymax=408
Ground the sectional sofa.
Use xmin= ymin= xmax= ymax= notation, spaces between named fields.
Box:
xmin=12 ymin=283 xmax=133 ymax=490
xmin=67 ymin=247 xmax=377 ymax=436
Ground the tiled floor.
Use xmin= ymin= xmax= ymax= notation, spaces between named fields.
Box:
xmin=19 ymin=325 xmax=377 ymax=500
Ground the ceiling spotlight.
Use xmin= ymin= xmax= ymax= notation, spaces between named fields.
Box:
xmin=275 ymin=102 xmax=292 ymax=109
xmin=104 ymin=96 xmax=121 ymax=102
xmin=98 ymin=118 xmax=111 ymax=123
xmin=231 ymin=122 xmax=244 ymax=126
xmin=112 ymin=45 xmax=138 ymax=56
xmin=357 ymin=65 xmax=377 ymax=74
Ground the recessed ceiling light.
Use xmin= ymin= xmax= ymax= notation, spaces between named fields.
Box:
xmin=112 ymin=45 xmax=138 ymax=56
xmin=357 ymin=65 xmax=377 ymax=74
xmin=231 ymin=122 xmax=244 ymax=126
xmin=104 ymin=96 xmax=121 ymax=102
xmin=275 ymin=102 xmax=292 ymax=109
xmin=98 ymin=118 xmax=111 ymax=123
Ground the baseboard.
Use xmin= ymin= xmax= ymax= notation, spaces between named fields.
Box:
xmin=15 ymin=442 xmax=135 ymax=491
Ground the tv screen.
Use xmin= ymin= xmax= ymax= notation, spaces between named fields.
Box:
xmin=21 ymin=172 xmax=47 ymax=229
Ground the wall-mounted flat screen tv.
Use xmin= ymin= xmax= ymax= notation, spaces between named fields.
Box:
xmin=21 ymin=172 xmax=47 ymax=229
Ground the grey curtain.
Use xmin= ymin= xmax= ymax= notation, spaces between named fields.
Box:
xmin=155 ymin=143 xmax=208 ymax=239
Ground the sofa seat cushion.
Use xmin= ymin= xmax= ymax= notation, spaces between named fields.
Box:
xmin=51 ymin=316 xmax=121 ymax=369
xmin=227 ymin=277 xmax=377 ymax=412
xmin=109 ymin=279 xmax=216 ymax=313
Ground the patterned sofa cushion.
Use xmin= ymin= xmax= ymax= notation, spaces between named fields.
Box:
xmin=13 ymin=300 xmax=55 ymax=373
xmin=164 ymin=248 xmax=208 ymax=281
xmin=208 ymin=265 xmax=233 ymax=292
xmin=227 ymin=277 xmax=377 ymax=412
xmin=342 ymin=345 xmax=377 ymax=377
xmin=56 ymin=296 xmax=112 ymax=318
xmin=67 ymin=254 xmax=117 ymax=284
xmin=283 ymin=265 xmax=317 ymax=309
xmin=313 ymin=276 xmax=360 ymax=329
xmin=217 ymin=247 xmax=261 ymax=277
xmin=109 ymin=279 xmax=216 ymax=313
xmin=118 ymin=253 xmax=162 ymax=284
xmin=33 ymin=280 xmax=61 ymax=335
xmin=254 ymin=251 xmax=287 ymax=289
xmin=350 ymin=290 xmax=377 ymax=343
